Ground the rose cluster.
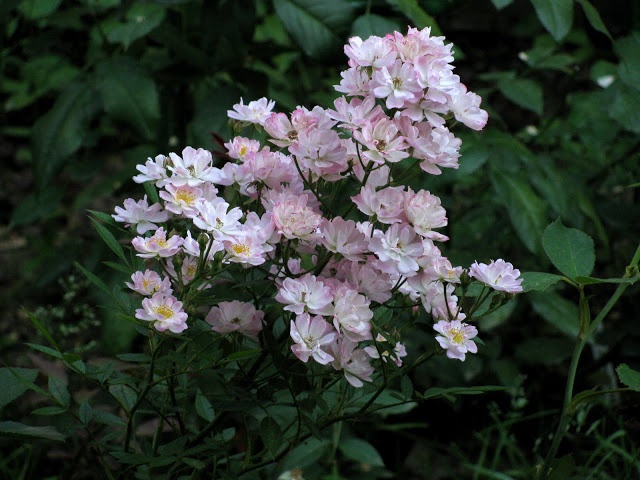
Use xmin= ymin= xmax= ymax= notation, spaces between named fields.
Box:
xmin=112 ymin=27 xmax=522 ymax=387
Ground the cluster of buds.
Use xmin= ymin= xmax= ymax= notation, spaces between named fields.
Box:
xmin=112 ymin=27 xmax=522 ymax=387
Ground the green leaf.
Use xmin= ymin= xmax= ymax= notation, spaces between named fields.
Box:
xmin=182 ymin=457 xmax=206 ymax=470
xmin=0 ymin=368 xmax=38 ymax=409
xmin=351 ymin=14 xmax=403 ymax=38
xmin=615 ymin=33 xmax=640 ymax=91
xmin=385 ymin=0 xmax=442 ymax=35
xmin=90 ymin=217 xmax=128 ymax=264
xmin=48 ymin=376 xmax=70 ymax=408
xmin=195 ymin=392 xmax=215 ymax=422
xmin=575 ymin=0 xmax=612 ymax=40
xmin=0 ymin=421 xmax=66 ymax=442
xmin=423 ymin=386 xmax=506 ymax=401
xmin=24 ymin=310 xmax=60 ymax=351
xmin=74 ymin=262 xmax=113 ymax=297
xmin=31 ymin=406 xmax=68 ymax=416
xmin=491 ymin=0 xmax=514 ymax=9
xmin=79 ymin=401 xmax=93 ymax=425
xmin=520 ymin=272 xmax=565 ymax=292
xmin=25 ymin=343 xmax=62 ymax=359
xmin=490 ymin=168 xmax=548 ymax=253
xmin=530 ymin=0 xmax=574 ymax=42
xmin=542 ymin=219 xmax=595 ymax=279
xmin=103 ymin=3 xmax=166 ymax=48
xmin=617 ymin=364 xmax=640 ymax=391
xmin=9 ymin=188 xmax=63 ymax=227
xmin=609 ymin=83 xmax=640 ymax=133
xmin=548 ymin=454 xmax=575 ymax=480
xmin=338 ymin=437 xmax=385 ymax=468
xmin=530 ymin=291 xmax=580 ymax=338
xmin=574 ymin=275 xmax=639 ymax=285
xmin=17 ymin=0 xmax=63 ymax=19
xmin=109 ymin=384 xmax=137 ymax=412
xmin=260 ymin=416 xmax=283 ymax=457
xmin=87 ymin=209 xmax=118 ymax=226
xmin=278 ymin=437 xmax=330 ymax=472
xmin=273 ymin=0 xmax=357 ymax=58
xmin=497 ymin=77 xmax=544 ymax=115
xmin=95 ymin=57 xmax=160 ymax=140
xmin=31 ymin=80 xmax=100 ymax=189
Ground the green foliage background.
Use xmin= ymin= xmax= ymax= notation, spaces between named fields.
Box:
xmin=1 ymin=0 xmax=639 ymax=478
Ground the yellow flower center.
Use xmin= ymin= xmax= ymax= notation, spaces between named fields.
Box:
xmin=176 ymin=189 xmax=196 ymax=205
xmin=155 ymin=305 xmax=174 ymax=319
xmin=450 ymin=328 xmax=464 ymax=344
xmin=239 ymin=146 xmax=248 ymax=157
xmin=150 ymin=238 xmax=168 ymax=248
xmin=232 ymin=243 xmax=250 ymax=255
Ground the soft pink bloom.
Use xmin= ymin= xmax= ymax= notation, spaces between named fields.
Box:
xmin=290 ymin=313 xmax=337 ymax=364
xmin=132 ymin=227 xmax=183 ymax=258
xmin=368 ymin=224 xmax=424 ymax=277
xmin=206 ymin=301 xmax=264 ymax=338
xmin=166 ymin=147 xmax=218 ymax=186
xmin=227 ymin=97 xmax=276 ymax=125
xmin=341 ymin=262 xmax=393 ymax=304
xmin=126 ymin=270 xmax=172 ymax=296
xmin=289 ymin=128 xmax=348 ymax=181
xmin=166 ymin=255 xmax=204 ymax=285
xmin=113 ymin=196 xmax=169 ymax=234
xmin=223 ymin=233 xmax=270 ymax=266
xmin=181 ymin=230 xmax=201 ymax=257
xmin=404 ymin=188 xmax=448 ymax=240
xmin=371 ymin=60 xmax=423 ymax=109
xmin=469 ymin=259 xmax=523 ymax=293
xmin=264 ymin=112 xmax=297 ymax=148
xmin=352 ymin=185 xmax=407 ymax=225
xmin=320 ymin=217 xmax=368 ymax=261
xmin=332 ymin=286 xmax=373 ymax=342
xmin=396 ymin=116 xmax=461 ymax=175
xmin=160 ymin=183 xmax=217 ymax=217
xmin=135 ymin=292 xmax=188 ymax=333
xmin=364 ymin=333 xmax=407 ymax=367
xmin=354 ymin=117 xmax=409 ymax=164
xmin=334 ymin=67 xmax=371 ymax=97
xmin=132 ymin=154 xmax=169 ymax=185
xmin=271 ymin=196 xmax=322 ymax=241
xmin=193 ymin=197 xmax=243 ymax=240
xmin=276 ymin=274 xmax=334 ymax=316
xmin=243 ymin=149 xmax=296 ymax=191
xmin=224 ymin=136 xmax=261 ymax=160
xmin=433 ymin=319 xmax=478 ymax=361
xmin=344 ymin=35 xmax=397 ymax=68
xmin=423 ymin=255 xmax=463 ymax=284
xmin=328 ymin=338 xmax=374 ymax=387
xmin=327 ymin=96 xmax=384 ymax=131
xmin=450 ymin=88 xmax=488 ymax=131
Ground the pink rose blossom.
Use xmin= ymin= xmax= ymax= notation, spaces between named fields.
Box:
xmin=132 ymin=227 xmax=183 ymax=258
xmin=206 ymin=301 xmax=264 ymax=338
xmin=135 ymin=292 xmax=188 ymax=333
xmin=433 ymin=319 xmax=478 ymax=361
xmin=113 ymin=196 xmax=169 ymax=234
xmin=290 ymin=313 xmax=337 ymax=364
xmin=469 ymin=259 xmax=523 ymax=293
xmin=166 ymin=147 xmax=219 ymax=186
xmin=329 ymin=338 xmax=374 ymax=387
xmin=126 ymin=270 xmax=172 ymax=296
xmin=276 ymin=274 xmax=334 ymax=316
xmin=332 ymin=286 xmax=373 ymax=342
xmin=227 ymin=97 xmax=276 ymax=125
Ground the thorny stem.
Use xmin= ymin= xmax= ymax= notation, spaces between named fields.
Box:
xmin=539 ymin=243 xmax=640 ymax=480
